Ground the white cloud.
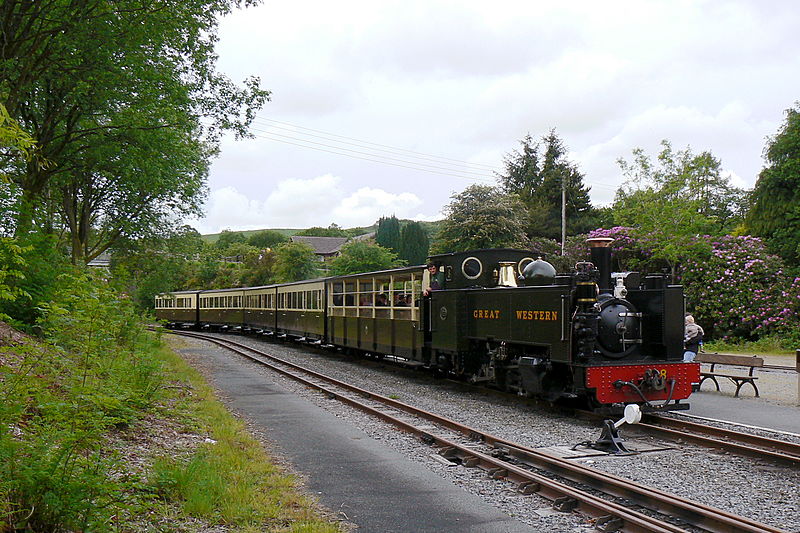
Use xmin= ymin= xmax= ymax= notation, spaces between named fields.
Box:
xmin=190 ymin=175 xmax=430 ymax=233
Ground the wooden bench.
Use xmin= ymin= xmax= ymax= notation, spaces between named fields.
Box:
xmin=694 ymin=353 xmax=764 ymax=397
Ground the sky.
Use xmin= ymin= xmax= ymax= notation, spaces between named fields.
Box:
xmin=189 ymin=0 xmax=800 ymax=234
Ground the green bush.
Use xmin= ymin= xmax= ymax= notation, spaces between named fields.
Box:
xmin=0 ymin=270 xmax=164 ymax=530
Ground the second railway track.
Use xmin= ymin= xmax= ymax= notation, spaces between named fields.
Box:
xmin=166 ymin=329 xmax=791 ymax=533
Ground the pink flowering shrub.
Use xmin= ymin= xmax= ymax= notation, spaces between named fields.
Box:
xmin=681 ymin=235 xmax=800 ymax=342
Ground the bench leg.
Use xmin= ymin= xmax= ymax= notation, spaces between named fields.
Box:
xmin=699 ymin=376 xmax=720 ymax=392
xmin=732 ymin=379 xmax=759 ymax=397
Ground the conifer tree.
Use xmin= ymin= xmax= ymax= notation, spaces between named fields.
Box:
xmin=497 ymin=130 xmax=596 ymax=240
xmin=375 ymin=215 xmax=401 ymax=253
xmin=399 ymin=221 xmax=429 ymax=265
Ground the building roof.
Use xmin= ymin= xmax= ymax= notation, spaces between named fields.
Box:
xmin=290 ymin=236 xmax=349 ymax=256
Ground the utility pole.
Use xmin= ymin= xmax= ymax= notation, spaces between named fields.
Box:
xmin=561 ymin=176 xmax=566 ymax=255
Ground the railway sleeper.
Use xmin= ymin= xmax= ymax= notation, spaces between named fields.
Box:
xmin=516 ymin=481 xmax=540 ymax=495
xmin=462 ymin=456 xmax=480 ymax=468
xmin=595 ymin=515 xmax=624 ymax=532
xmin=486 ymin=467 xmax=507 ymax=479
xmin=553 ymin=496 xmax=579 ymax=512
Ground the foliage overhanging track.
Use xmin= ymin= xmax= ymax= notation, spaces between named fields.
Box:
xmin=165 ymin=329 xmax=786 ymax=533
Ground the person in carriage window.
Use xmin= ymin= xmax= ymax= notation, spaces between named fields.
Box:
xmin=423 ymin=263 xmax=445 ymax=297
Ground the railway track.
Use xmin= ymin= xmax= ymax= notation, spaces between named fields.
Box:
xmin=640 ymin=414 xmax=800 ymax=467
xmin=166 ymin=329 xmax=786 ymax=533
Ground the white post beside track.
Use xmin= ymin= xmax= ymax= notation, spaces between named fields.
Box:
xmin=796 ymin=349 xmax=800 ymax=406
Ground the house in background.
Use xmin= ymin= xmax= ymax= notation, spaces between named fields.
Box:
xmin=291 ymin=233 xmax=375 ymax=272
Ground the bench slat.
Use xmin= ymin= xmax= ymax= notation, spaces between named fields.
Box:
xmin=695 ymin=353 xmax=764 ymax=367
xmin=701 ymin=372 xmax=758 ymax=381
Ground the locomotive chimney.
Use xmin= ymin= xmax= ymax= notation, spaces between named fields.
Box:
xmin=587 ymin=237 xmax=614 ymax=292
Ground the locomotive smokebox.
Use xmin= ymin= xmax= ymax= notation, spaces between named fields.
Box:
xmin=587 ymin=237 xmax=614 ymax=292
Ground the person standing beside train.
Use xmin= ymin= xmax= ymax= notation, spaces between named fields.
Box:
xmin=683 ymin=314 xmax=704 ymax=362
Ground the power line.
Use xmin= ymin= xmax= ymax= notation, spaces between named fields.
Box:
xmin=253 ymin=116 xmax=500 ymax=171
xmin=249 ymin=124 xmax=495 ymax=180
xmin=218 ymin=117 xmax=621 ymax=194
xmin=248 ymin=128 xmax=497 ymax=182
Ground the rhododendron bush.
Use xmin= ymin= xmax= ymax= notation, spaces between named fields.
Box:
xmin=679 ymin=235 xmax=799 ymax=342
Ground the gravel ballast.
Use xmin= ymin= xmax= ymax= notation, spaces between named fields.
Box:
xmin=174 ymin=333 xmax=800 ymax=532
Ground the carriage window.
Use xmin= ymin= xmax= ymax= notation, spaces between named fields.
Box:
xmin=332 ymin=282 xmax=343 ymax=306
xmin=358 ymin=280 xmax=373 ymax=307
xmin=374 ymin=278 xmax=390 ymax=307
xmin=345 ymin=282 xmax=356 ymax=306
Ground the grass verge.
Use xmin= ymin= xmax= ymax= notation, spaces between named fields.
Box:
xmin=0 ymin=323 xmax=342 ymax=532
xmin=149 ymin=336 xmax=343 ymax=532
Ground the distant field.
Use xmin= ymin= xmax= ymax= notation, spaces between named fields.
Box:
xmin=201 ymin=228 xmax=299 ymax=243
xmin=201 ymin=220 xmax=440 ymax=244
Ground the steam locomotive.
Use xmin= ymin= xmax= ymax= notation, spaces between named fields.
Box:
xmin=156 ymin=238 xmax=700 ymax=412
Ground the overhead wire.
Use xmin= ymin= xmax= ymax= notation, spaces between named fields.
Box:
xmin=248 ymin=124 xmax=496 ymax=181
xmin=253 ymin=116 xmax=499 ymax=171
xmin=216 ymin=115 xmax=621 ymax=193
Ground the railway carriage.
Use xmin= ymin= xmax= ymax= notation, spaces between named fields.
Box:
xmin=154 ymin=290 xmax=200 ymax=327
xmin=198 ymin=287 xmax=245 ymax=329
xmin=275 ymin=279 xmax=325 ymax=340
xmin=242 ymin=285 xmax=277 ymax=331
xmin=327 ymin=266 xmax=425 ymax=359
xmin=156 ymin=238 xmax=700 ymax=411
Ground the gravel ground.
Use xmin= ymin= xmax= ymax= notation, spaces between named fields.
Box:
xmin=177 ymin=333 xmax=800 ymax=532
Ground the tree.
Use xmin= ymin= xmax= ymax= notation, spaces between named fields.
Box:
xmin=375 ymin=216 xmax=401 ymax=253
xmin=273 ymin=242 xmax=320 ymax=282
xmin=432 ymin=185 xmax=528 ymax=253
xmin=613 ymin=140 xmax=741 ymax=281
xmin=497 ymin=131 xmax=597 ymax=240
xmin=0 ymin=0 xmax=269 ymax=263
xmin=215 ymin=229 xmax=247 ymax=250
xmin=681 ymin=235 xmax=797 ymax=343
xmin=328 ymin=241 xmax=404 ymax=276
xmin=247 ymin=230 xmax=287 ymax=249
xmin=399 ymin=221 xmax=430 ymax=265
xmin=240 ymin=248 xmax=276 ymax=287
xmin=747 ymin=104 xmax=800 ymax=266
xmin=0 ymin=102 xmax=38 ymax=173
xmin=109 ymin=225 xmax=206 ymax=309
xmin=295 ymin=224 xmax=348 ymax=237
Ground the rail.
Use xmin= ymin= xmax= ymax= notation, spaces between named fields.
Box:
xmin=164 ymin=329 xmax=787 ymax=533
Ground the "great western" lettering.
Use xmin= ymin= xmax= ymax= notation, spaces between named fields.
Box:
xmin=473 ymin=309 xmax=501 ymax=319
xmin=515 ymin=310 xmax=558 ymax=321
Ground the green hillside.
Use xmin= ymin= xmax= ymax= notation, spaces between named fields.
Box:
xmin=201 ymin=220 xmax=441 ymax=243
